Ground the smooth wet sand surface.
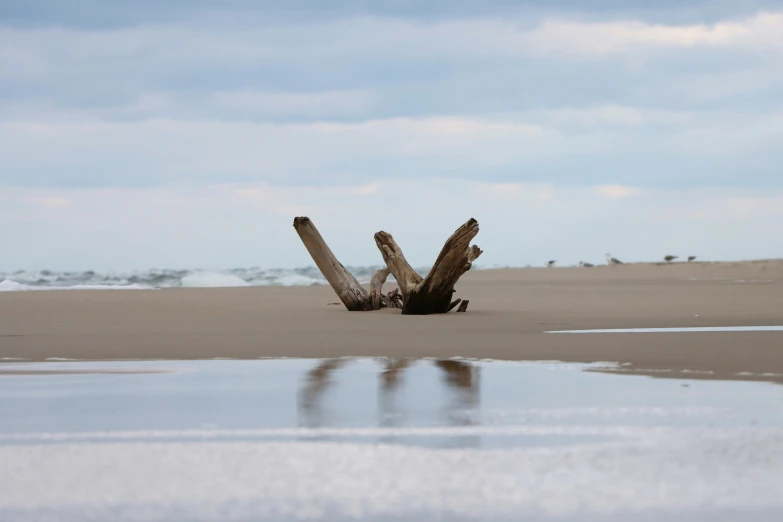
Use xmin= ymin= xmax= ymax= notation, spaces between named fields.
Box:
xmin=1 ymin=260 xmax=781 ymax=382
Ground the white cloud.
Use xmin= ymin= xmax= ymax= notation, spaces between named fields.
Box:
xmin=526 ymin=105 xmax=693 ymax=129
xmin=1 ymin=6 xmax=782 ymax=261
xmin=209 ymin=89 xmax=375 ymax=118
xmin=4 ymin=106 xmax=782 ymax=188
xmin=25 ymin=197 xmax=71 ymax=208
xmin=593 ymin=185 xmax=642 ymax=199
xmin=2 ymin=11 xmax=782 ymax=91
xmin=0 ymin=116 xmax=555 ymax=186
xmin=2 ymin=181 xmax=782 ymax=271
xmin=1 ymin=11 xmax=781 ymax=194
xmin=526 ymin=12 xmax=783 ymax=56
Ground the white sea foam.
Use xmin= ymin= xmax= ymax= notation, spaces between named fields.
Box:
xmin=1 ymin=429 xmax=782 ymax=521
xmin=0 ymin=265 xmax=426 ymax=290
xmin=180 ymin=271 xmax=250 ymax=288
xmin=0 ymin=280 xmax=150 ymax=292
xmin=271 ymin=273 xmax=329 ymax=286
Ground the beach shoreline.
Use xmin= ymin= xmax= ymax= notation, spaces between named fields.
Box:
xmin=2 ymin=260 xmax=782 ymax=384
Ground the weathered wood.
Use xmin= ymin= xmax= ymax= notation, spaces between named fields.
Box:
xmin=375 ymin=218 xmax=482 ymax=315
xmin=456 ymin=300 xmax=469 ymax=312
xmin=386 ymin=288 xmax=403 ymax=309
xmin=293 ymin=217 xmax=374 ymax=311
xmin=373 ymin=231 xmax=423 ymax=301
xmin=295 ymin=216 xmax=480 ymax=315
xmin=370 ymin=267 xmax=390 ymax=310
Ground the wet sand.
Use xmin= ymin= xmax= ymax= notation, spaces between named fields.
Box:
xmin=1 ymin=260 xmax=782 ymax=383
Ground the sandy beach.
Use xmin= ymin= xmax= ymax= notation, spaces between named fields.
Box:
xmin=1 ymin=260 xmax=781 ymax=383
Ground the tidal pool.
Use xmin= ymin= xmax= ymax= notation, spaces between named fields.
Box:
xmin=548 ymin=325 xmax=783 ymax=333
xmin=1 ymin=358 xmax=782 ymax=521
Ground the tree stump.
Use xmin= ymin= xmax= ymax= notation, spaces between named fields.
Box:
xmin=294 ymin=216 xmax=481 ymax=314
xmin=375 ymin=219 xmax=482 ymax=315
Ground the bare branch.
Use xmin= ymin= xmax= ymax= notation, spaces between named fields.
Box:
xmin=370 ymin=267 xmax=391 ymax=310
xmin=293 ymin=217 xmax=373 ymax=311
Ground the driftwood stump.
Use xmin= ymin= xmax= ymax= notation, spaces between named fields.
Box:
xmin=293 ymin=217 xmax=481 ymax=315
xmin=375 ymin=219 xmax=482 ymax=315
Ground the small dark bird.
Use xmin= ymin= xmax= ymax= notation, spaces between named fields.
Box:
xmin=688 ymin=256 xmax=696 ymax=263
xmin=546 ymin=260 xmax=556 ymax=267
xmin=579 ymin=261 xmax=594 ymax=268
xmin=664 ymin=255 xmax=678 ymax=263
xmin=605 ymin=253 xmax=623 ymax=265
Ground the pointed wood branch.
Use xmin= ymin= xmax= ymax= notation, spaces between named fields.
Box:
xmin=293 ymin=217 xmax=374 ymax=311
xmin=370 ymin=267 xmax=390 ymax=310
xmin=373 ymin=231 xmax=423 ymax=304
xmin=375 ymin=218 xmax=482 ymax=315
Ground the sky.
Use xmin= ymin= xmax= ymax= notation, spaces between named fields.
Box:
xmin=2 ymin=0 xmax=783 ymax=271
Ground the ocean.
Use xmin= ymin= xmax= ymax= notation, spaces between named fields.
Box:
xmin=0 ymin=265 xmax=443 ymax=291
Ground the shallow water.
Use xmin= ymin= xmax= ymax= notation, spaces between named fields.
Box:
xmin=1 ymin=358 xmax=782 ymax=521
xmin=548 ymin=326 xmax=783 ymax=333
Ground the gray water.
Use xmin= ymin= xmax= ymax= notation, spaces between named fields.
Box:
xmin=548 ymin=326 xmax=783 ymax=333
xmin=1 ymin=358 xmax=782 ymax=521
xmin=2 ymin=358 xmax=782 ymax=446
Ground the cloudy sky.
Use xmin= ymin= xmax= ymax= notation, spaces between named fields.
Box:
xmin=2 ymin=0 xmax=782 ymax=271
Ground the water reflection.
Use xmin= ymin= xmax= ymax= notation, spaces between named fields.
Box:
xmin=3 ymin=358 xmax=783 ymax=453
xmin=298 ymin=358 xmax=482 ymax=446
xmin=434 ymin=360 xmax=481 ymax=448
xmin=297 ymin=358 xmax=347 ymax=434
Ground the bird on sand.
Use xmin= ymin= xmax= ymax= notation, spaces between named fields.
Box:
xmin=688 ymin=256 xmax=696 ymax=262
xmin=579 ymin=261 xmax=594 ymax=268
xmin=664 ymin=255 xmax=678 ymax=263
xmin=547 ymin=260 xmax=556 ymax=267
xmin=605 ymin=253 xmax=623 ymax=265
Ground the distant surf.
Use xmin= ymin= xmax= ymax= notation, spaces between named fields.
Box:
xmin=0 ymin=265 xmax=452 ymax=291
xmin=0 ymin=280 xmax=151 ymax=292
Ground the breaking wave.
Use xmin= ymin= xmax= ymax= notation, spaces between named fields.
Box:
xmin=0 ymin=265 xmax=426 ymax=291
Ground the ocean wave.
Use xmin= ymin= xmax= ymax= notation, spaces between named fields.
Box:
xmin=180 ymin=272 xmax=250 ymax=288
xmin=0 ymin=280 xmax=151 ymax=292
xmin=0 ymin=265 xmax=423 ymax=291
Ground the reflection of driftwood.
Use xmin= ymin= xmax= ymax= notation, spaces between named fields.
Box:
xmin=375 ymin=219 xmax=482 ymax=315
xmin=298 ymin=358 xmax=345 ymax=417
xmin=434 ymin=360 xmax=478 ymax=392
xmin=435 ymin=360 xmax=481 ymax=448
xmin=377 ymin=358 xmax=413 ymax=437
xmin=380 ymin=358 xmax=412 ymax=391
xmin=294 ymin=216 xmax=481 ymax=314
xmin=296 ymin=358 xmax=481 ymax=448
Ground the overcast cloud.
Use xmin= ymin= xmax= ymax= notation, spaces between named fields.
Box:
xmin=1 ymin=1 xmax=782 ymax=270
